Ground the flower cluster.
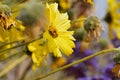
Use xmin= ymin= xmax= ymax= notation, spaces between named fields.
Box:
xmin=28 ymin=3 xmax=75 ymax=68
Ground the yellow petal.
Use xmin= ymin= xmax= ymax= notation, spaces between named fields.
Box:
xmin=28 ymin=43 xmax=37 ymax=51
xmin=53 ymin=48 xmax=62 ymax=57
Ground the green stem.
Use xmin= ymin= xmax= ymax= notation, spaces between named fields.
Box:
xmin=0 ymin=54 xmax=27 ymax=77
xmin=0 ymin=41 xmax=19 ymax=48
xmin=0 ymin=38 xmax=41 ymax=56
xmin=35 ymin=48 xmax=119 ymax=80
xmin=71 ymin=18 xmax=86 ymax=24
xmin=0 ymin=49 xmax=25 ymax=62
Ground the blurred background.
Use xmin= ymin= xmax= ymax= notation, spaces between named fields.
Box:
xmin=0 ymin=0 xmax=120 ymax=80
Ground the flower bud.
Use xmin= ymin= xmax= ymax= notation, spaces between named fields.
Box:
xmin=73 ymin=28 xmax=87 ymax=41
xmin=84 ymin=16 xmax=104 ymax=41
xmin=113 ymin=50 xmax=120 ymax=64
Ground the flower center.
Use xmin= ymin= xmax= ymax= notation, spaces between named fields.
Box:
xmin=48 ymin=26 xmax=58 ymax=38
xmin=104 ymin=12 xmax=112 ymax=23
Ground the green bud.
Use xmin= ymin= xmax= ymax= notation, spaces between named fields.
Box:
xmin=113 ymin=50 xmax=120 ymax=64
xmin=84 ymin=16 xmax=101 ymax=32
xmin=74 ymin=28 xmax=87 ymax=41
xmin=98 ymin=38 xmax=109 ymax=49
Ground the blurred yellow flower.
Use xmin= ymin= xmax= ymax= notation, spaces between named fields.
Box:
xmin=28 ymin=39 xmax=48 ymax=56
xmin=105 ymin=0 xmax=120 ymax=39
xmin=87 ymin=0 xmax=94 ymax=5
xmin=44 ymin=3 xmax=75 ymax=57
xmin=51 ymin=57 xmax=67 ymax=69
xmin=0 ymin=4 xmax=25 ymax=42
xmin=31 ymin=53 xmax=45 ymax=70
xmin=0 ymin=21 xmax=25 ymax=42
xmin=73 ymin=15 xmax=86 ymax=28
xmin=112 ymin=64 xmax=120 ymax=78
xmin=28 ymin=39 xmax=48 ymax=69
xmin=58 ymin=0 xmax=73 ymax=10
xmin=0 ymin=4 xmax=14 ymax=30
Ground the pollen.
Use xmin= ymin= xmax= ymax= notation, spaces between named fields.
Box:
xmin=48 ymin=26 xmax=58 ymax=38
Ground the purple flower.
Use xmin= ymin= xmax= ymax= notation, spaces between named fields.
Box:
xmin=73 ymin=41 xmax=81 ymax=56
xmin=64 ymin=65 xmax=86 ymax=78
xmin=91 ymin=75 xmax=110 ymax=80
xmin=82 ymin=49 xmax=98 ymax=68
xmin=101 ymin=62 xmax=118 ymax=79
xmin=111 ymin=32 xmax=120 ymax=48
xmin=77 ymin=75 xmax=110 ymax=80
xmin=77 ymin=77 xmax=91 ymax=80
xmin=83 ymin=49 xmax=94 ymax=57
xmin=112 ymin=37 xmax=120 ymax=48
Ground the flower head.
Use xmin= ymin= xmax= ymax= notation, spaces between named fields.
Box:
xmin=43 ymin=3 xmax=75 ymax=57
xmin=0 ymin=4 xmax=25 ymax=43
xmin=0 ymin=4 xmax=14 ymax=30
xmin=112 ymin=64 xmax=120 ymax=78
xmin=27 ymin=3 xmax=75 ymax=68
xmin=28 ymin=39 xmax=48 ymax=69
xmin=84 ymin=16 xmax=104 ymax=41
xmin=104 ymin=0 xmax=120 ymax=39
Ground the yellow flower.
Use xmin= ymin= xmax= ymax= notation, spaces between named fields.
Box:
xmin=28 ymin=39 xmax=48 ymax=56
xmin=112 ymin=64 xmax=120 ymax=78
xmin=0 ymin=4 xmax=25 ymax=42
xmin=31 ymin=53 xmax=45 ymax=70
xmin=58 ymin=0 xmax=77 ymax=10
xmin=73 ymin=15 xmax=86 ymax=28
xmin=51 ymin=57 xmax=67 ymax=69
xmin=87 ymin=0 xmax=94 ymax=5
xmin=27 ymin=3 xmax=75 ymax=68
xmin=0 ymin=4 xmax=14 ymax=30
xmin=0 ymin=21 xmax=25 ymax=42
xmin=105 ymin=0 xmax=120 ymax=39
xmin=28 ymin=39 xmax=48 ymax=69
xmin=44 ymin=3 xmax=75 ymax=57
xmin=58 ymin=0 xmax=73 ymax=10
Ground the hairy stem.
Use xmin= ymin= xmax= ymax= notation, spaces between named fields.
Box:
xmin=35 ymin=48 xmax=119 ymax=80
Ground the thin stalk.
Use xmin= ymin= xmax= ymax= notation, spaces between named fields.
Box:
xmin=0 ymin=54 xmax=27 ymax=77
xmin=35 ymin=48 xmax=119 ymax=80
xmin=0 ymin=38 xmax=41 ymax=56
xmin=0 ymin=49 xmax=25 ymax=62
xmin=71 ymin=18 xmax=86 ymax=24
xmin=0 ymin=41 xmax=19 ymax=48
